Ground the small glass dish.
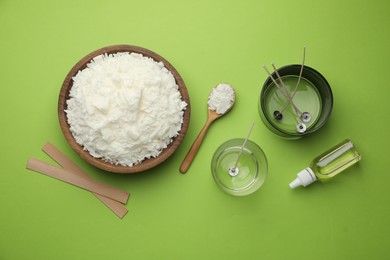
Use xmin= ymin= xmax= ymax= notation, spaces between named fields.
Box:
xmin=211 ymin=139 xmax=267 ymax=196
xmin=259 ymin=64 xmax=333 ymax=139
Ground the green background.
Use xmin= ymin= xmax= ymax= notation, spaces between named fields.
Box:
xmin=1 ymin=0 xmax=389 ymax=259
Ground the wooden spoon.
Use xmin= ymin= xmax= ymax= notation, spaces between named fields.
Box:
xmin=180 ymin=85 xmax=235 ymax=173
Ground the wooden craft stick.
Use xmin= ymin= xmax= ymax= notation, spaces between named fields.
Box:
xmin=27 ymin=158 xmax=129 ymax=204
xmin=42 ymin=142 xmax=86 ymax=176
xmin=42 ymin=142 xmax=128 ymax=218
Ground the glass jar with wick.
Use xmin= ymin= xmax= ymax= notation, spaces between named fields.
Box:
xmin=211 ymin=122 xmax=268 ymax=196
xmin=259 ymin=49 xmax=333 ymax=139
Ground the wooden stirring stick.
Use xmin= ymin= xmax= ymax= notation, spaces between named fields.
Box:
xmin=42 ymin=142 xmax=128 ymax=218
xmin=27 ymin=158 xmax=129 ymax=204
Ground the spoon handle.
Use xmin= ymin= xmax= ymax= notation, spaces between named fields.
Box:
xmin=179 ymin=118 xmax=214 ymax=173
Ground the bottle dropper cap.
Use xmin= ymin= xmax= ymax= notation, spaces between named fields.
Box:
xmin=289 ymin=167 xmax=317 ymax=189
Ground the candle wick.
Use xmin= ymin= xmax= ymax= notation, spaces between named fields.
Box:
xmin=271 ymin=63 xmax=302 ymax=120
xmin=263 ymin=65 xmax=303 ymax=118
xmin=280 ymin=46 xmax=306 ymax=113
xmin=231 ymin=121 xmax=255 ymax=175
xmin=263 ymin=47 xmax=307 ymax=128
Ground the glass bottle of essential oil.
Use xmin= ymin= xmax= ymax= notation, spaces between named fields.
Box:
xmin=289 ymin=139 xmax=361 ymax=188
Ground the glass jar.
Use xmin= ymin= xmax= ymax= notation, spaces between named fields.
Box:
xmin=211 ymin=138 xmax=267 ymax=196
xmin=259 ymin=65 xmax=333 ymax=139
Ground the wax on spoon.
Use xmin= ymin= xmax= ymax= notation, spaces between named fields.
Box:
xmin=179 ymin=83 xmax=235 ymax=173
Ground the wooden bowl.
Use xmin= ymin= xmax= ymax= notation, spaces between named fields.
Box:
xmin=58 ymin=45 xmax=190 ymax=174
